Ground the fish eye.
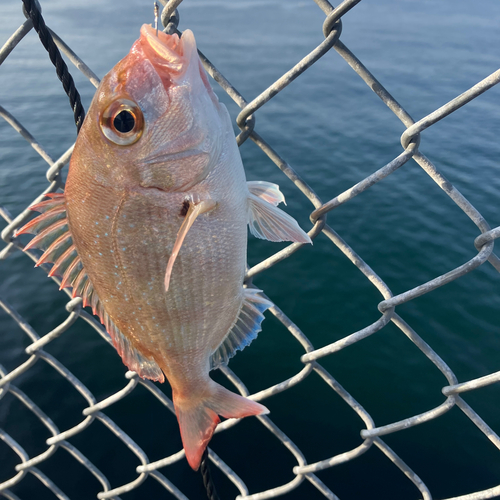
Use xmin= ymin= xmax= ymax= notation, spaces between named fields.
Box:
xmin=114 ymin=110 xmax=135 ymax=133
xmin=100 ymin=99 xmax=144 ymax=146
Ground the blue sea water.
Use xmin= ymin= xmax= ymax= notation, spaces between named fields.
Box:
xmin=1 ymin=1 xmax=500 ymax=499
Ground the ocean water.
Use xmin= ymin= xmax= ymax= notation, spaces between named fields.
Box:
xmin=1 ymin=1 xmax=500 ymax=499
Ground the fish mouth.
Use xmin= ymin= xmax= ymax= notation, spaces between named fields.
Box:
xmin=139 ymin=24 xmax=197 ymax=80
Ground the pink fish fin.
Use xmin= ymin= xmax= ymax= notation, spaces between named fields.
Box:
xmin=16 ymin=192 xmax=85 ymax=291
xmin=247 ymin=180 xmax=286 ymax=206
xmin=60 ymin=256 xmax=84 ymax=290
xmin=16 ymin=205 xmax=66 ymax=237
xmin=210 ymin=288 xmax=272 ymax=370
xmin=247 ymin=191 xmax=312 ymax=244
xmin=81 ymin=279 xmax=94 ymax=308
xmin=36 ymin=232 xmax=73 ymax=267
xmin=174 ymin=382 xmax=268 ymax=470
xmin=164 ymin=198 xmax=217 ymax=291
xmin=16 ymin=192 xmax=69 ymax=251
xmin=105 ymin=317 xmax=165 ymax=382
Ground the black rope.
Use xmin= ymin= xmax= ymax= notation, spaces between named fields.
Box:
xmin=21 ymin=0 xmax=85 ymax=133
xmin=200 ymin=448 xmax=220 ymax=500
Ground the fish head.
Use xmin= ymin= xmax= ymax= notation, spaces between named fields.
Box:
xmin=73 ymin=25 xmax=226 ymax=192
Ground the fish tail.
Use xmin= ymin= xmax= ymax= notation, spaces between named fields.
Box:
xmin=174 ymin=382 xmax=268 ymax=470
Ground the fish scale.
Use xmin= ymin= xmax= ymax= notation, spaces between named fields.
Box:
xmin=17 ymin=24 xmax=311 ymax=470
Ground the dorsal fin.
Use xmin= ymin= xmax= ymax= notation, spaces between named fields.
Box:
xmin=17 ymin=193 xmax=164 ymax=383
xmin=210 ymin=288 xmax=272 ymax=370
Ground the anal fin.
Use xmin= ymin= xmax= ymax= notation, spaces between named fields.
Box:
xmin=247 ymin=182 xmax=311 ymax=243
xmin=107 ymin=318 xmax=164 ymax=382
xmin=210 ymin=288 xmax=273 ymax=370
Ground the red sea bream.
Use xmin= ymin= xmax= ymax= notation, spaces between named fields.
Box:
xmin=17 ymin=25 xmax=311 ymax=470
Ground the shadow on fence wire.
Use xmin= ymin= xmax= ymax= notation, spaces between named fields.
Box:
xmin=1 ymin=0 xmax=500 ymax=499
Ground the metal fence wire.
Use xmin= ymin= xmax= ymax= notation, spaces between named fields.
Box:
xmin=1 ymin=0 xmax=500 ymax=499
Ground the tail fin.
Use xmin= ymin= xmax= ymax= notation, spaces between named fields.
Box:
xmin=174 ymin=382 xmax=268 ymax=470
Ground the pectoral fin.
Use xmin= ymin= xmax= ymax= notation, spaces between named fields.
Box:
xmin=164 ymin=198 xmax=217 ymax=291
xmin=247 ymin=182 xmax=311 ymax=243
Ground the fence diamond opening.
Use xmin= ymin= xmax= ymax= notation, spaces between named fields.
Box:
xmin=1 ymin=0 xmax=500 ymax=499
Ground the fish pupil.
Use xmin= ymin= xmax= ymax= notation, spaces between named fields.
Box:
xmin=114 ymin=110 xmax=135 ymax=133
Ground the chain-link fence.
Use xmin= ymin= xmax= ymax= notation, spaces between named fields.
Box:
xmin=1 ymin=0 xmax=500 ymax=499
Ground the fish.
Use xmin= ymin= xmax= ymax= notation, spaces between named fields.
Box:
xmin=16 ymin=24 xmax=311 ymax=470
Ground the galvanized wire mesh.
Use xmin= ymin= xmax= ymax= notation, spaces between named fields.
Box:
xmin=1 ymin=0 xmax=500 ymax=499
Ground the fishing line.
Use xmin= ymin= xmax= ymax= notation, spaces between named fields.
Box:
xmin=200 ymin=448 xmax=221 ymax=500
xmin=21 ymin=0 xmax=85 ymax=133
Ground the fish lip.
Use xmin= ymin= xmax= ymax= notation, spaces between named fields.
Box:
xmin=141 ymin=24 xmax=183 ymax=60
xmin=139 ymin=25 xmax=197 ymax=79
